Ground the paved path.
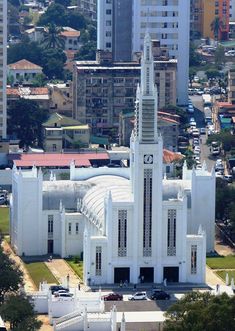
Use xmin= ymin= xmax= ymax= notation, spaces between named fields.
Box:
xmin=45 ymin=259 xmax=89 ymax=291
xmin=206 ymin=266 xmax=224 ymax=285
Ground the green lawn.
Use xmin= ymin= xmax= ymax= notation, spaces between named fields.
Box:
xmin=216 ymin=270 xmax=235 ymax=283
xmin=66 ymin=259 xmax=83 ymax=281
xmin=206 ymin=256 xmax=235 ymax=269
xmin=0 ymin=207 xmax=9 ymax=234
xmin=24 ymin=262 xmax=58 ymax=289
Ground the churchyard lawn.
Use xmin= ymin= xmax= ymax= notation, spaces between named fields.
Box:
xmin=206 ymin=256 xmax=235 ymax=269
xmin=66 ymin=258 xmax=83 ymax=280
xmin=24 ymin=262 xmax=58 ymax=289
xmin=0 ymin=206 xmax=9 ymax=234
xmin=216 ymin=270 xmax=235 ymax=283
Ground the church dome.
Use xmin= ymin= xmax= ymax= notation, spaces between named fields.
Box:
xmin=81 ymin=175 xmax=132 ymax=229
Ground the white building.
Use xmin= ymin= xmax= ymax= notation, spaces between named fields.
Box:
xmin=0 ymin=0 xmax=7 ymax=139
xmin=7 ymin=59 xmax=43 ymax=85
xmin=10 ymin=35 xmax=215 ymax=286
xmin=97 ymin=0 xmax=190 ymax=105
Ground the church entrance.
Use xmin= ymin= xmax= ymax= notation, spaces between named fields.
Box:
xmin=163 ymin=267 xmax=179 ymax=283
xmin=139 ymin=267 xmax=154 ymax=283
xmin=47 ymin=240 xmax=54 ymax=254
xmin=114 ymin=268 xmax=130 ymax=284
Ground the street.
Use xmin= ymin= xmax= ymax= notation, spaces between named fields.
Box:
xmin=190 ymin=95 xmax=216 ymax=172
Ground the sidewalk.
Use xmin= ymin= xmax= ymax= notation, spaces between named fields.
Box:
xmin=45 ymin=259 xmax=89 ymax=291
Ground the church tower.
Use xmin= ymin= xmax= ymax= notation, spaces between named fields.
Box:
xmin=130 ymin=33 xmax=163 ymax=283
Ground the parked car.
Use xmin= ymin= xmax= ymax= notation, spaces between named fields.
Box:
xmin=212 ymin=147 xmax=220 ymax=156
xmin=56 ymin=292 xmax=73 ymax=298
xmin=223 ymin=175 xmax=233 ymax=183
xmin=50 ymin=285 xmax=69 ymax=294
xmin=200 ymin=128 xmax=206 ymax=135
xmin=150 ymin=290 xmax=170 ymax=300
xmin=215 ymin=163 xmax=224 ymax=172
xmin=188 ymin=105 xmax=194 ymax=113
xmin=128 ymin=292 xmax=147 ymax=300
xmin=192 ymin=128 xmax=200 ymax=137
xmin=103 ymin=293 xmax=123 ymax=301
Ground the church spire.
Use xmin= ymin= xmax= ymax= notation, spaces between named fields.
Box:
xmin=135 ymin=33 xmax=158 ymax=144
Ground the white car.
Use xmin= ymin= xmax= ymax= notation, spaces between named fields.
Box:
xmin=128 ymin=292 xmax=147 ymax=300
xmin=194 ymin=146 xmax=200 ymax=152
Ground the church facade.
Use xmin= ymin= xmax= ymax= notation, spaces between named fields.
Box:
xmin=10 ymin=35 xmax=215 ymax=285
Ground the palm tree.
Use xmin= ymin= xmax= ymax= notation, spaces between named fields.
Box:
xmin=210 ymin=16 xmax=223 ymax=41
xmin=42 ymin=23 xmax=65 ymax=49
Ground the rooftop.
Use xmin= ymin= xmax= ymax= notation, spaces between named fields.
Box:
xmin=8 ymin=59 xmax=43 ymax=70
xmin=10 ymin=152 xmax=109 ymax=168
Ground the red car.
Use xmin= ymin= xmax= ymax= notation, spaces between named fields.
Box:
xmin=103 ymin=293 xmax=123 ymax=301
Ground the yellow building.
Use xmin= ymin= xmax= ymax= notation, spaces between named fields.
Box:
xmin=201 ymin=0 xmax=230 ymax=40
xmin=43 ymin=113 xmax=90 ymax=152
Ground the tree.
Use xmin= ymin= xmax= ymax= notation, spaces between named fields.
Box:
xmin=38 ymin=3 xmax=87 ymax=30
xmin=164 ymin=292 xmax=235 ymax=331
xmin=75 ymin=41 xmax=96 ymax=61
xmin=189 ymin=42 xmax=202 ymax=67
xmin=54 ymin=0 xmax=71 ymax=6
xmin=210 ymin=16 xmax=223 ymax=41
xmin=31 ymin=73 xmax=47 ymax=87
xmin=41 ymin=48 xmax=67 ymax=79
xmin=7 ymin=99 xmax=49 ymax=147
xmin=0 ymin=242 xmax=23 ymax=304
xmin=0 ymin=294 xmax=42 ymax=330
xmin=206 ymin=68 xmax=221 ymax=80
xmin=214 ymin=45 xmax=225 ymax=68
xmin=42 ymin=23 xmax=65 ymax=49
xmin=7 ymin=40 xmax=43 ymax=66
xmin=37 ymin=3 xmax=67 ymax=26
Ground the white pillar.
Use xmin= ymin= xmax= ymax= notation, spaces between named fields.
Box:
xmin=111 ymin=305 xmax=117 ymax=331
xmin=83 ymin=307 xmax=88 ymax=331
xmin=231 ymin=277 xmax=234 ymax=291
xmin=121 ymin=312 xmax=126 ymax=331
xmin=226 ymin=273 xmax=229 ymax=286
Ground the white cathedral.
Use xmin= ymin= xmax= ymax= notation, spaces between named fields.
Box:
xmin=10 ymin=34 xmax=216 ymax=285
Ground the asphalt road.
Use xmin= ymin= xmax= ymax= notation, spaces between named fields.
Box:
xmin=105 ymin=299 xmax=172 ymax=312
xmin=190 ymin=95 xmax=216 ymax=172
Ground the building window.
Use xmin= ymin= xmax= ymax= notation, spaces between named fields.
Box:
xmin=143 ymin=169 xmax=152 ymax=257
xmin=191 ymin=245 xmax=197 ymax=274
xmin=76 ymin=223 xmax=79 ymax=234
xmin=48 ymin=215 xmax=53 ymax=234
xmin=118 ymin=210 xmax=127 ymax=257
xmin=68 ymin=223 xmax=72 ymax=235
xmin=167 ymin=209 xmax=176 ymax=256
xmin=95 ymin=246 xmax=102 ymax=276
xmin=146 ymin=67 xmax=150 ymax=95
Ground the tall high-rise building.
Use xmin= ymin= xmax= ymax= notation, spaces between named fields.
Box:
xmin=77 ymin=0 xmax=97 ymax=21
xmin=201 ymin=0 xmax=230 ymax=41
xmin=97 ymin=0 xmax=190 ymax=105
xmin=0 ymin=0 xmax=7 ymax=139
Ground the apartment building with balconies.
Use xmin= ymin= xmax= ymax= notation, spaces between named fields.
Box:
xmin=73 ymin=45 xmax=177 ymax=138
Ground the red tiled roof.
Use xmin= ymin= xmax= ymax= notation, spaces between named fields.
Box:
xmin=8 ymin=59 xmax=42 ymax=70
xmin=7 ymin=87 xmax=49 ymax=96
xmin=61 ymin=30 xmax=80 ymax=38
xmin=10 ymin=153 xmax=109 ymax=168
xmin=7 ymin=88 xmax=19 ymax=96
xmin=159 ymin=116 xmax=179 ymax=124
xmin=163 ymin=149 xmax=184 ymax=163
